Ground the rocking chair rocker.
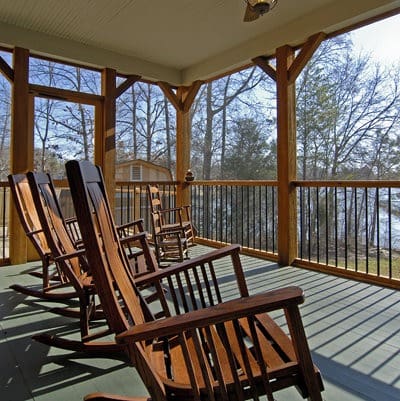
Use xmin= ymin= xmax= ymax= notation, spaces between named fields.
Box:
xmin=27 ymin=171 xmax=159 ymax=353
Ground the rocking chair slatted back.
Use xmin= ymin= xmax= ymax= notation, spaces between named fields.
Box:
xmin=27 ymin=170 xmax=163 ymax=353
xmin=8 ymin=173 xmax=77 ymax=300
xmin=8 ymin=174 xmax=52 ymax=274
xmin=66 ymin=160 xmax=324 ymax=401
xmin=27 ymin=172 xmax=84 ymax=288
xmin=66 ymin=160 xmax=162 ymax=334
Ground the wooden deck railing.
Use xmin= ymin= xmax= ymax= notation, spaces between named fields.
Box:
xmin=113 ymin=181 xmax=179 ymax=231
xmin=189 ymin=181 xmax=278 ymax=259
xmin=2 ymin=179 xmax=400 ymax=288
xmin=0 ymin=182 xmax=9 ymax=265
xmin=294 ymin=180 xmax=400 ymax=288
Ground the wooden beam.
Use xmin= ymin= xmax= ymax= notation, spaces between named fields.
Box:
xmin=182 ymin=80 xmax=203 ymax=113
xmin=115 ymin=74 xmax=141 ymax=98
xmin=203 ymin=62 xmax=254 ymax=84
xmin=157 ymin=81 xmax=182 ymax=111
xmin=326 ymin=7 xmax=400 ymax=42
xmin=0 ymin=56 xmax=14 ymax=83
xmin=252 ymin=56 xmax=276 ymax=82
xmin=101 ymin=68 xmax=116 ymax=211
xmin=276 ymin=45 xmax=297 ymax=266
xmin=29 ymin=84 xmax=103 ymax=105
xmin=288 ymin=32 xmax=326 ymax=84
xmin=158 ymin=80 xmax=203 ymax=113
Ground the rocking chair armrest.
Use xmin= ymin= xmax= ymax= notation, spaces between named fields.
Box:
xmin=119 ymin=231 xmax=148 ymax=246
xmin=116 ymin=286 xmax=305 ymax=343
xmin=54 ymin=248 xmax=86 ymax=262
xmin=26 ymin=228 xmax=44 ymax=237
xmin=157 ymin=207 xmax=185 ymax=217
xmin=158 ymin=226 xmax=186 ymax=236
xmin=117 ymin=218 xmax=145 ymax=232
xmin=134 ymin=244 xmax=242 ymax=288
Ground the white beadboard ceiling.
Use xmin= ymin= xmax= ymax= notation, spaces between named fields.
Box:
xmin=0 ymin=0 xmax=399 ymax=85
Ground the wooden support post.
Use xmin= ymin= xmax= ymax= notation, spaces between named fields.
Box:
xmin=176 ymin=87 xmax=191 ymax=208
xmin=276 ymin=45 xmax=297 ymax=266
xmin=101 ymin=68 xmax=116 ymax=211
xmin=9 ymin=47 xmax=32 ymax=264
xmin=254 ymin=34 xmax=325 ymax=266
xmin=159 ymin=81 xmax=202 ymax=207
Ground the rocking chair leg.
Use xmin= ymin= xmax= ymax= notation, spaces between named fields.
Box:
xmin=9 ymin=284 xmax=76 ymax=300
xmin=51 ymin=305 xmax=105 ymax=320
xmin=32 ymin=333 xmax=126 ymax=354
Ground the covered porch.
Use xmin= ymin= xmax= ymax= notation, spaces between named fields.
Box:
xmin=1 ymin=2 xmax=400 ymax=400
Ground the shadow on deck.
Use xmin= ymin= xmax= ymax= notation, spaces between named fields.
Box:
xmin=1 ymin=245 xmax=399 ymax=401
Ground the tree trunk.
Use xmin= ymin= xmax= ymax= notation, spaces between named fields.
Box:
xmin=203 ymin=82 xmax=213 ymax=180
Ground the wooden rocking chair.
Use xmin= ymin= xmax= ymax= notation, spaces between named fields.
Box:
xmin=66 ymin=159 xmax=324 ymax=401
xmin=27 ymin=171 xmax=159 ymax=353
xmin=8 ymin=173 xmax=76 ymax=300
xmin=147 ymin=184 xmax=195 ymax=246
xmin=150 ymin=210 xmax=189 ymax=264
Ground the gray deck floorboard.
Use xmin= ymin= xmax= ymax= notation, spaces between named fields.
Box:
xmin=1 ymin=245 xmax=399 ymax=401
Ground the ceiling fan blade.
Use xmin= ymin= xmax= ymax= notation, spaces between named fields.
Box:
xmin=243 ymin=4 xmax=260 ymax=22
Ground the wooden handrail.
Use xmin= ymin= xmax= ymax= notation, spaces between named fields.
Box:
xmin=293 ymin=180 xmax=400 ymax=188
xmin=24 ymin=179 xmax=400 ymax=189
xmin=188 ymin=180 xmax=278 ymax=186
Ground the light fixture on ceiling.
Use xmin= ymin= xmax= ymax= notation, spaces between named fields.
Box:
xmin=243 ymin=0 xmax=278 ymax=22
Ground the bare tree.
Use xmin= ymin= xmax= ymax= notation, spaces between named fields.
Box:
xmin=116 ymin=82 xmax=176 ymax=170
xmin=296 ymin=34 xmax=400 ymax=257
xmin=192 ymin=67 xmax=271 ymax=180
xmin=30 ymin=59 xmax=100 ymax=174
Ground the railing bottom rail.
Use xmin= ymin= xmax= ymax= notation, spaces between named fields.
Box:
xmin=295 ymin=258 xmax=400 ymax=290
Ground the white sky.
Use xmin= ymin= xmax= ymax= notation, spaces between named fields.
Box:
xmin=351 ymin=13 xmax=400 ymax=63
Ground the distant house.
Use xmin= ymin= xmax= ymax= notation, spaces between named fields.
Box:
xmin=116 ymin=159 xmax=173 ymax=182
xmin=113 ymin=160 xmax=174 ymax=227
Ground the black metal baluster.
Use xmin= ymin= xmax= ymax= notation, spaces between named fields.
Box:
xmin=354 ymin=187 xmax=358 ymax=272
xmin=316 ymin=187 xmax=320 ymax=263
xmin=299 ymin=187 xmax=304 ymax=259
xmin=376 ymin=187 xmax=380 ymax=277
xmin=325 ymin=187 xmax=329 ymax=265
xmin=388 ymin=187 xmax=392 ymax=278
xmin=308 ymin=187 xmax=312 ymax=261
xmin=335 ymin=187 xmax=338 ymax=267
xmin=365 ymin=187 xmax=369 ymax=274
xmin=344 ymin=187 xmax=348 ymax=269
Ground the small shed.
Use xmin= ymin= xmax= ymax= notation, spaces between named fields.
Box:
xmin=116 ymin=160 xmax=173 ymax=182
